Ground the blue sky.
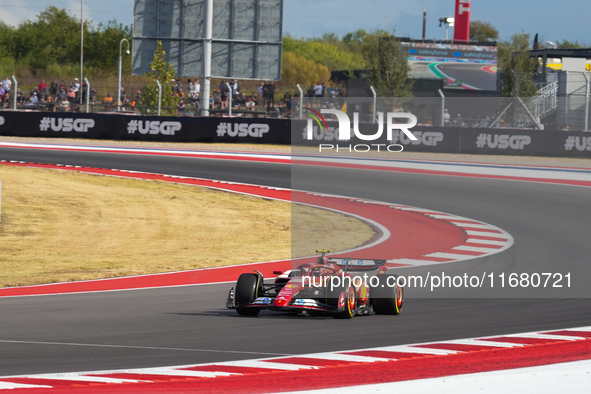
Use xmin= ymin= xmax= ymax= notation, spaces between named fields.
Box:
xmin=0 ymin=0 xmax=588 ymax=45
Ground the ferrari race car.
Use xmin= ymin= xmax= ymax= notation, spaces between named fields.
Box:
xmin=226 ymin=250 xmax=403 ymax=318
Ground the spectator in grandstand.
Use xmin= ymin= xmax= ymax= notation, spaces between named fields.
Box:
xmin=314 ymin=81 xmax=325 ymax=108
xmin=234 ymin=92 xmax=246 ymax=108
xmin=176 ymin=98 xmax=186 ymax=115
xmin=283 ymin=92 xmax=291 ymax=108
xmin=490 ymin=119 xmax=505 ymax=128
xmin=327 ymin=83 xmax=335 ymax=99
xmin=39 ymin=79 xmax=48 ymax=96
xmin=194 ymin=79 xmax=201 ymax=97
xmin=443 ymin=108 xmax=450 ymax=126
xmin=2 ymin=92 xmax=9 ymax=108
xmin=305 ymin=85 xmax=315 ymax=106
xmin=16 ymin=89 xmax=25 ymax=104
xmin=258 ymin=82 xmax=264 ymax=101
xmin=26 ymin=92 xmax=38 ymax=106
xmin=56 ymin=87 xmax=66 ymax=102
xmin=174 ymin=79 xmax=183 ymax=93
xmin=219 ymin=80 xmax=229 ymax=109
xmin=245 ymin=96 xmax=256 ymax=110
xmin=71 ymin=78 xmax=80 ymax=101
xmin=267 ymin=102 xmax=276 ymax=115
xmin=50 ymin=79 xmax=58 ymax=99
xmin=314 ymin=81 xmax=323 ymax=98
xmin=231 ymin=79 xmax=239 ymax=97
xmin=453 ymin=113 xmax=464 ymax=127
xmin=103 ymin=93 xmax=114 ymax=111
xmin=57 ymin=94 xmax=70 ymax=112
xmin=263 ymin=81 xmax=275 ymax=110
xmin=479 ymin=115 xmax=491 ymax=128
xmin=561 ymin=123 xmax=569 ymax=131
xmin=2 ymin=76 xmax=11 ymax=94
xmin=66 ymin=88 xmax=76 ymax=101
xmin=189 ymin=88 xmax=199 ymax=105
xmin=45 ymin=95 xmax=55 ymax=112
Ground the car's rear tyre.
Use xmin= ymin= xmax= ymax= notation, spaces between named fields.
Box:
xmin=235 ymin=273 xmax=261 ymax=316
xmin=371 ymin=274 xmax=403 ymax=315
xmin=327 ymin=284 xmax=356 ymax=319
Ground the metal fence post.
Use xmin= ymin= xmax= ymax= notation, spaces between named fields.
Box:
xmin=370 ymin=86 xmax=377 ymax=123
xmin=438 ymin=89 xmax=445 ymax=126
xmin=584 ymin=72 xmax=590 ymax=131
xmin=200 ymin=0 xmax=213 ymax=116
xmin=11 ymin=76 xmax=17 ymax=110
xmin=84 ymin=78 xmax=91 ymax=113
xmin=226 ymin=82 xmax=232 ymax=117
xmin=156 ymin=80 xmax=162 ymax=116
xmin=296 ymin=84 xmax=303 ymax=118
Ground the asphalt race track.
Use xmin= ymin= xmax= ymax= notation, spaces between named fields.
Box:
xmin=1 ymin=146 xmax=590 ymax=377
xmin=436 ymin=63 xmax=497 ymax=90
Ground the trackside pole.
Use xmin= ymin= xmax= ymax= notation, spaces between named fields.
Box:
xmin=227 ymin=82 xmax=232 ymax=116
xmin=156 ymin=80 xmax=162 ymax=116
xmin=200 ymin=0 xmax=213 ymax=116
xmin=438 ymin=89 xmax=445 ymax=126
xmin=85 ymin=78 xmax=91 ymax=113
xmin=370 ymin=85 xmax=377 ymax=123
xmin=11 ymin=75 xmax=17 ymax=110
xmin=296 ymin=84 xmax=303 ymax=118
xmin=584 ymin=72 xmax=589 ymax=131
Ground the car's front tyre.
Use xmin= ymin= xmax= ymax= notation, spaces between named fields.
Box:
xmin=327 ymin=284 xmax=356 ymax=319
xmin=235 ymin=273 xmax=261 ymax=316
xmin=371 ymin=274 xmax=403 ymax=315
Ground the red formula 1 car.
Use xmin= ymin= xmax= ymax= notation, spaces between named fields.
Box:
xmin=226 ymin=250 xmax=403 ymax=318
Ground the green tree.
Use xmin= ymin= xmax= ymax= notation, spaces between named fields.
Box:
xmin=84 ymin=21 xmax=132 ymax=72
xmin=361 ymin=32 xmax=412 ymax=99
xmin=283 ymin=35 xmax=365 ymax=71
xmin=13 ymin=6 xmax=82 ymax=75
xmin=556 ymin=39 xmax=584 ymax=49
xmin=0 ymin=22 xmax=17 ymax=75
xmin=139 ymin=41 xmax=179 ymax=115
xmin=469 ymin=21 xmax=499 ymax=42
xmin=343 ymin=29 xmax=367 ymax=45
xmin=281 ymin=51 xmax=331 ymax=88
xmin=498 ymin=33 xmax=538 ymax=97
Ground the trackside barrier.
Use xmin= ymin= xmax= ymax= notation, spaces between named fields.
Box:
xmin=291 ymin=119 xmax=591 ymax=158
xmin=0 ymin=111 xmax=589 ymax=157
xmin=0 ymin=111 xmax=290 ymax=145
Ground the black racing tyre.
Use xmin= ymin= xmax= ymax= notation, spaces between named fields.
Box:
xmin=235 ymin=273 xmax=261 ymax=316
xmin=371 ymin=274 xmax=403 ymax=315
xmin=327 ymin=284 xmax=356 ymax=319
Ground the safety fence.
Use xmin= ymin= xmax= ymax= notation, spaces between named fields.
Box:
xmin=0 ymin=110 xmax=589 ymax=158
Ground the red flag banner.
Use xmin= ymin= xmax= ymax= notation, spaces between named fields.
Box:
xmin=454 ymin=0 xmax=471 ymax=42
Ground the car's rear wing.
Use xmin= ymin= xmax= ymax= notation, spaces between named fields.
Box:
xmin=328 ymin=257 xmax=387 ymax=271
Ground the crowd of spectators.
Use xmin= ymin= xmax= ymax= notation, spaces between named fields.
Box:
xmin=0 ymin=76 xmax=103 ymax=112
xmin=2 ymin=76 xmax=514 ymax=127
xmin=0 ymin=76 xmax=351 ymax=118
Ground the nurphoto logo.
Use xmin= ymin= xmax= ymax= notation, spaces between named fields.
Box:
xmin=303 ymin=107 xmax=418 ymax=153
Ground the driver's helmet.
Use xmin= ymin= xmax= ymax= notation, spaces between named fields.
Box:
xmin=310 ymin=256 xmax=339 ymax=276
xmin=315 ymin=255 xmax=331 ymax=265
xmin=310 ymin=265 xmax=332 ymax=276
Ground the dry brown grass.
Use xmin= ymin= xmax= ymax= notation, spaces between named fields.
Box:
xmin=0 ymin=166 xmax=374 ymax=287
